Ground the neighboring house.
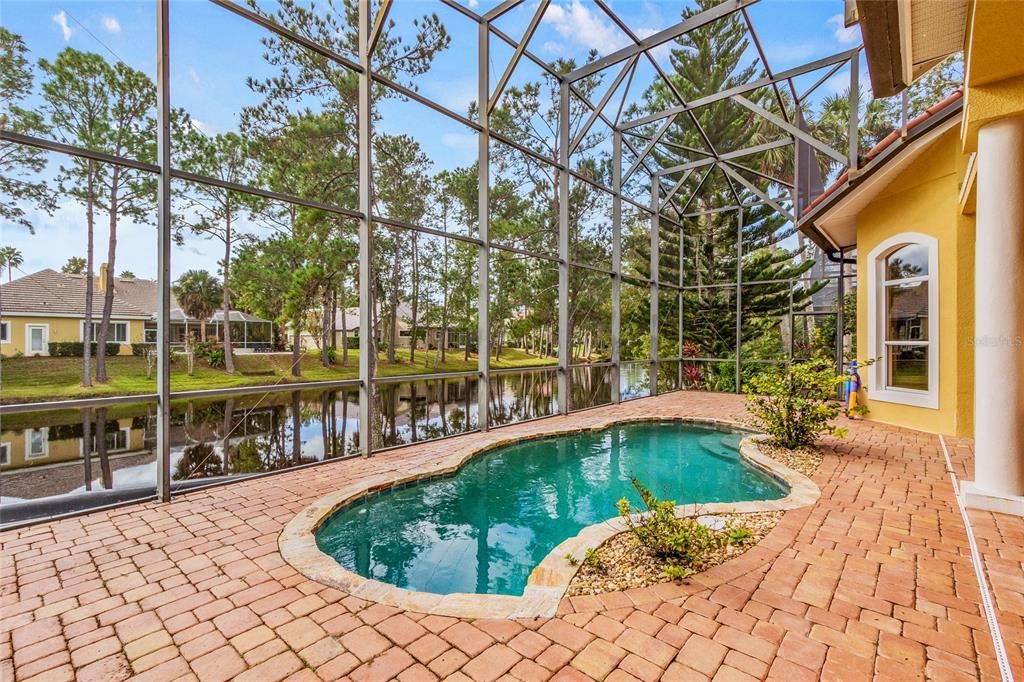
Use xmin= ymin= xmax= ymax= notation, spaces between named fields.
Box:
xmin=798 ymin=0 xmax=1024 ymax=515
xmin=297 ymin=303 xmax=469 ymax=352
xmin=0 ymin=268 xmax=273 ymax=356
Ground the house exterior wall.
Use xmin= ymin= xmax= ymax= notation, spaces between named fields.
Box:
xmin=855 ymin=128 xmax=975 ymax=436
xmin=0 ymin=315 xmax=145 ymax=356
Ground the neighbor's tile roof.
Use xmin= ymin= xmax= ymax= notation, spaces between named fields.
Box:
xmin=802 ymin=88 xmax=964 ymax=216
xmin=0 ymin=269 xmax=155 ymax=318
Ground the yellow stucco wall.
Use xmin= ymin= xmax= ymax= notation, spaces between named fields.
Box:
xmin=0 ymin=316 xmax=145 ymax=356
xmin=855 ymin=128 xmax=975 ymax=436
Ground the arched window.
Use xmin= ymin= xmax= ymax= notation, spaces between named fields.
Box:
xmin=866 ymin=234 xmax=939 ymax=409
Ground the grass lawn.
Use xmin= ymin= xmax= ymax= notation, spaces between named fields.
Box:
xmin=0 ymin=347 xmax=556 ymax=404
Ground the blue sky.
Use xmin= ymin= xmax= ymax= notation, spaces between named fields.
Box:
xmin=2 ymin=0 xmax=864 ymax=280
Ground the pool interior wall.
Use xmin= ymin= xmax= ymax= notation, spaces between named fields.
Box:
xmin=314 ymin=420 xmax=788 ymax=596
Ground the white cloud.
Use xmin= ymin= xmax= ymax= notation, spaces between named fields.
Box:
xmin=188 ymin=67 xmax=202 ymax=86
xmin=827 ymin=14 xmax=860 ymax=45
xmin=541 ymin=40 xmax=564 ymax=55
xmin=543 ymin=1 xmax=631 ymax=53
xmin=101 ymin=16 xmax=122 ymax=34
xmin=466 ymin=0 xmax=479 ymax=7
xmin=441 ymin=132 xmax=477 ymax=153
xmin=52 ymin=11 xmax=73 ymax=42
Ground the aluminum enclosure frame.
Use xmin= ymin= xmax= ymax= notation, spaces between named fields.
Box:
xmin=0 ymin=0 xmax=862 ymax=519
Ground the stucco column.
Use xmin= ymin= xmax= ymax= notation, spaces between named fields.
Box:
xmin=963 ymin=115 xmax=1024 ymax=516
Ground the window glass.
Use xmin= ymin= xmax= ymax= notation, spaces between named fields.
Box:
xmin=885 ymin=243 xmax=928 ymax=280
xmin=886 ymin=345 xmax=928 ymax=391
xmin=85 ymin=322 xmax=128 ymax=343
xmin=0 ymin=322 xmax=8 ymax=342
xmin=0 ymin=443 xmax=9 ymax=465
xmin=27 ymin=429 xmax=46 ymax=457
xmin=885 ymin=281 xmax=929 ymax=341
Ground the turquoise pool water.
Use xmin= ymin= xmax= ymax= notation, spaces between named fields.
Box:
xmin=314 ymin=421 xmax=787 ymax=596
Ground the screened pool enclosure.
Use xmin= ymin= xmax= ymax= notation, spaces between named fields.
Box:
xmin=0 ymin=0 xmax=868 ymax=524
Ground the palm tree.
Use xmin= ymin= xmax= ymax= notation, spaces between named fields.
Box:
xmin=0 ymin=247 xmax=24 ymax=282
xmin=173 ymin=270 xmax=223 ymax=343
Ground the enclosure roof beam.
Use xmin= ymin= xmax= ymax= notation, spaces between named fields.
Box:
xmin=741 ymin=7 xmax=794 ymax=125
xmin=623 ymin=115 xmax=676 ymax=183
xmin=367 ymin=0 xmax=393 ymax=57
xmin=719 ymin=163 xmax=794 ymax=222
xmin=591 ymin=0 xmax=723 ymax=169
xmin=622 ymin=48 xmax=857 ymax=130
xmin=731 ymin=95 xmax=847 ymax=164
xmin=566 ymin=0 xmax=758 ymax=82
xmin=482 ymin=0 xmax=526 ymax=22
xmin=656 ymin=138 xmax=792 ymax=176
xmin=569 ymin=56 xmax=638 ymax=155
xmin=489 ymin=0 xmax=551 ymax=113
xmin=679 ymin=166 xmax=715 ymax=214
xmin=663 ymin=169 xmax=695 ymax=204
xmin=209 ymin=0 xmax=361 ymax=73
xmin=722 ymin=158 xmax=793 ymax=189
xmin=482 ymin=17 xmax=677 ymax=211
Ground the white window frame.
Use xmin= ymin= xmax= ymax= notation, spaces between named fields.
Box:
xmin=0 ymin=321 xmax=10 ymax=344
xmin=82 ymin=320 xmax=129 ymax=344
xmin=25 ymin=428 xmax=49 ymax=459
xmin=80 ymin=426 xmax=131 ymax=456
xmin=25 ymin=324 xmax=49 ymax=355
xmin=0 ymin=442 xmax=10 ymax=466
xmin=866 ymin=232 xmax=939 ymax=409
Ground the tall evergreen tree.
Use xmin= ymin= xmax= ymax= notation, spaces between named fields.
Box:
xmin=634 ymin=0 xmax=824 ymax=371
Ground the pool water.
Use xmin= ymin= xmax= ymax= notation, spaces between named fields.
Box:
xmin=315 ymin=421 xmax=787 ymax=596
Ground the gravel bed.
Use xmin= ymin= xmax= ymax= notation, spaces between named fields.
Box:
xmin=566 ymin=443 xmax=821 ymax=596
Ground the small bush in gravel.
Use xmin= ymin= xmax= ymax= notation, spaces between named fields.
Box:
xmin=744 ymin=357 xmax=847 ymax=448
xmin=617 ymin=478 xmax=727 ymax=576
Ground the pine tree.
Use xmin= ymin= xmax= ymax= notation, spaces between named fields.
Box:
xmin=630 ymin=0 xmax=824 ymax=375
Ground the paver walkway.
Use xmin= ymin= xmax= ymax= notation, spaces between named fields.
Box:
xmin=1 ymin=392 xmax=1021 ymax=681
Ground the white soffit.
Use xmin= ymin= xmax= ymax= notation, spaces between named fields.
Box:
xmin=815 ymin=113 xmax=962 ymax=248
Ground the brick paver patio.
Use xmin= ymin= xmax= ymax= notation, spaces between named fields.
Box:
xmin=1 ymin=392 xmax=1022 ymax=681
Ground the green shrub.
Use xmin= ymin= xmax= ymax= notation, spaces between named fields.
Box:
xmin=206 ymin=348 xmax=225 ymax=369
xmin=617 ymin=478 xmax=727 ymax=574
xmin=48 ymin=342 xmax=120 ymax=357
xmin=191 ymin=341 xmax=215 ymax=361
xmin=131 ymin=343 xmax=151 ymax=356
xmin=323 ymin=346 xmax=337 ymax=364
xmin=726 ymin=526 xmax=753 ymax=545
xmin=582 ymin=548 xmax=602 ymax=568
xmin=744 ymin=356 xmax=846 ymax=449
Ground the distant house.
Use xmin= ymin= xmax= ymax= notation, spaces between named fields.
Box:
xmin=297 ymin=303 xmax=469 ymax=352
xmin=0 ymin=268 xmax=273 ymax=356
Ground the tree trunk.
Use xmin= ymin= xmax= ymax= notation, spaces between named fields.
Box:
xmin=291 ymin=326 xmax=302 ymax=377
xmin=97 ymin=172 xmax=119 ymax=383
xmin=82 ymin=407 xmax=93 ymax=491
xmin=387 ymin=252 xmax=400 ymax=364
xmin=82 ymin=170 xmax=95 ymax=388
xmin=321 ymin=287 xmax=331 ymax=368
xmin=340 ymin=271 xmax=349 ymax=366
xmin=291 ymin=391 xmax=301 ymax=464
xmin=222 ymin=210 xmax=235 ymax=374
xmin=95 ymin=408 xmax=112 ymax=489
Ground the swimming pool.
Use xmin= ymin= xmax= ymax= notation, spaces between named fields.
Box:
xmin=314 ymin=421 xmax=788 ymax=597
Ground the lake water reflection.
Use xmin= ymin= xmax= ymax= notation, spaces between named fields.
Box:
xmin=0 ymin=367 xmax=657 ymax=524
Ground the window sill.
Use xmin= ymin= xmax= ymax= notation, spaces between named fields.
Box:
xmin=867 ymin=386 xmax=938 ymax=410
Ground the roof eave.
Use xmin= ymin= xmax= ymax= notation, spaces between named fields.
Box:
xmin=797 ymin=97 xmax=964 ymax=250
